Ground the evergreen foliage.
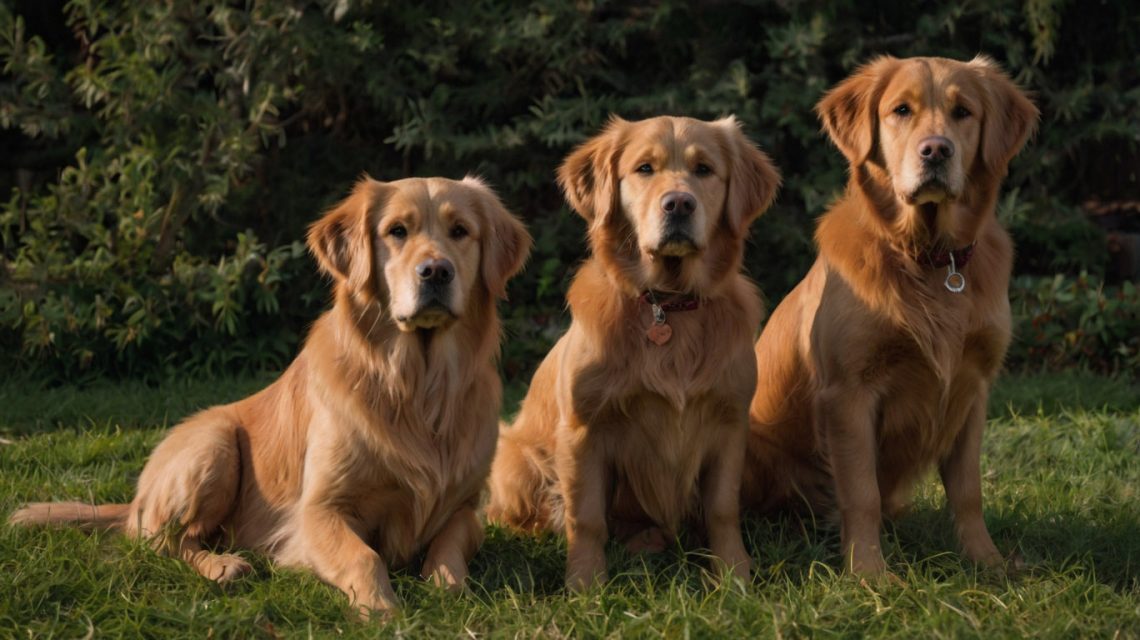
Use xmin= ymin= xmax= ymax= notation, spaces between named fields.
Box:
xmin=2 ymin=1 xmax=1137 ymax=380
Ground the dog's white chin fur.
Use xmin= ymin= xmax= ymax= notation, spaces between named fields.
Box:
xmin=395 ymin=309 xmax=456 ymax=332
xmin=649 ymin=241 xmax=699 ymax=258
xmin=903 ymin=185 xmax=957 ymax=206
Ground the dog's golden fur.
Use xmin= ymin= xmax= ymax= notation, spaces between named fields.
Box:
xmin=741 ymin=56 xmax=1038 ymax=575
xmin=486 ymin=116 xmax=780 ymax=589
xmin=9 ymin=176 xmax=531 ymax=615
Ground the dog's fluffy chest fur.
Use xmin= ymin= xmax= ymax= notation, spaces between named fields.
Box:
xmin=330 ymin=374 xmax=496 ymax=567
xmin=264 ymin=318 xmax=499 ymax=569
xmin=591 ymin=391 xmax=747 ymax=533
xmin=745 ymin=210 xmax=1015 ymax=514
xmin=552 ymin=264 xmax=761 ymax=531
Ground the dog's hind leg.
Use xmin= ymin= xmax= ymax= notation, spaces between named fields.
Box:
xmin=126 ymin=406 xmax=250 ymax=582
xmin=485 ymin=429 xmax=557 ymax=532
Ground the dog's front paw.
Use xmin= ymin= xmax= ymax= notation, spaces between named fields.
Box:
xmin=423 ymin=556 xmax=469 ymax=594
xmin=717 ymin=555 xmax=753 ymax=584
xmin=565 ymin=561 xmax=608 ymax=592
xmin=975 ymin=550 xmax=1025 ymax=579
xmin=197 ymin=552 xmax=252 ymax=584
xmin=844 ymin=543 xmax=889 ymax=578
xmin=355 ymin=597 xmax=399 ymax=623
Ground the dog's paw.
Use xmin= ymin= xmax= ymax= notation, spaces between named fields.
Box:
xmin=857 ymin=570 xmax=907 ymax=590
xmin=565 ymin=566 xmax=608 ymax=592
xmin=845 ymin=548 xmax=889 ymax=578
xmin=978 ymin=550 xmax=1026 ymax=579
xmin=208 ymin=553 xmax=252 ymax=583
xmin=424 ymin=560 xmax=468 ymax=594
xmin=356 ymin=602 xmax=398 ymax=624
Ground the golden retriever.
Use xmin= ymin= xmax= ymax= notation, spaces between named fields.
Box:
xmin=9 ymin=176 xmax=531 ymax=616
xmin=486 ymin=116 xmax=780 ymax=589
xmin=741 ymin=56 xmax=1039 ymax=575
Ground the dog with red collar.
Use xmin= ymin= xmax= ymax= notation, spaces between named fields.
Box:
xmin=486 ymin=115 xmax=780 ymax=589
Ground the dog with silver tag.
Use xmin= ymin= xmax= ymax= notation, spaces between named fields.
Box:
xmin=741 ymin=56 xmax=1038 ymax=577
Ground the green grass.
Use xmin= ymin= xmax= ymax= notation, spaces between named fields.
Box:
xmin=1 ymin=371 xmax=1138 ymax=637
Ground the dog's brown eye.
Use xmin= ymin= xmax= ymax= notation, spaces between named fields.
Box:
xmin=449 ymin=224 xmax=468 ymax=240
xmin=893 ymin=103 xmax=912 ymax=117
xmin=694 ymin=163 xmax=712 ymax=177
xmin=636 ymin=163 xmax=654 ymax=175
xmin=388 ymin=224 xmax=407 ymax=239
xmin=951 ymin=105 xmax=971 ymax=119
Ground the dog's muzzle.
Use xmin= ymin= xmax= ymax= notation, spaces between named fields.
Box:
xmin=396 ymin=258 xmax=458 ymax=329
xmin=907 ymin=135 xmax=960 ymax=205
xmin=656 ymin=191 xmax=699 ymax=257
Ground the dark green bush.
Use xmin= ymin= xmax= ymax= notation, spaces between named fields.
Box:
xmin=1008 ymin=273 xmax=1139 ymax=374
xmin=2 ymin=0 xmax=1137 ymax=382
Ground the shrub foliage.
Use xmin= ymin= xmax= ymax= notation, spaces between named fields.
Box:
xmin=2 ymin=0 xmax=1137 ymax=380
xmin=1009 ymin=274 xmax=1139 ymax=374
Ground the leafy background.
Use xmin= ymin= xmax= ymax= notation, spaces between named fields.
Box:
xmin=2 ymin=0 xmax=1137 ymax=384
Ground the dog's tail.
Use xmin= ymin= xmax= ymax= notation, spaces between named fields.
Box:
xmin=9 ymin=502 xmax=130 ymax=532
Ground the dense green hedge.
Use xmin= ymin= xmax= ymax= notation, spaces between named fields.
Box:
xmin=2 ymin=0 xmax=1137 ymax=381
xmin=1009 ymin=274 xmax=1138 ymax=375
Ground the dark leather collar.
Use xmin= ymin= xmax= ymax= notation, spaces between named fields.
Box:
xmin=638 ymin=291 xmax=700 ymax=312
xmin=920 ymin=242 xmax=975 ymax=269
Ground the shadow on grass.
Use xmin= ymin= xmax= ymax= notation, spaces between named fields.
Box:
xmin=467 ymin=527 xmax=568 ymax=598
xmin=0 ymin=375 xmax=274 ymax=436
xmin=961 ymin=506 xmax=1140 ymax=591
xmin=465 ymin=502 xmax=1139 ymax=603
xmin=754 ymin=505 xmax=1140 ymax=592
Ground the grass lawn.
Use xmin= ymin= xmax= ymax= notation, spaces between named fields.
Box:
xmin=1 ymin=370 xmax=1138 ymax=637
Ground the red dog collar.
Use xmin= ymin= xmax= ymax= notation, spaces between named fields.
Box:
xmin=638 ymin=291 xmax=701 ymax=313
xmin=921 ymin=243 xmax=975 ymax=269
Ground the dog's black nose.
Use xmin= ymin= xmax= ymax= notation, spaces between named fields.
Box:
xmin=918 ymin=136 xmax=954 ymax=163
xmin=661 ymin=191 xmax=697 ymax=216
xmin=415 ymin=258 xmax=454 ymax=284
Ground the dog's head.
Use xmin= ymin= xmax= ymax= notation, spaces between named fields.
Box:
xmin=308 ymin=176 xmax=531 ymax=333
xmin=817 ymin=56 xmax=1038 ymax=243
xmin=558 ymin=115 xmax=779 ymax=293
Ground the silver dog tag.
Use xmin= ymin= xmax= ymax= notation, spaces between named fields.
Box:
xmin=945 ymin=252 xmax=966 ymax=293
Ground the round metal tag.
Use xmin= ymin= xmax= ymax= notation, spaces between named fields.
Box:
xmin=945 ymin=271 xmax=966 ymax=293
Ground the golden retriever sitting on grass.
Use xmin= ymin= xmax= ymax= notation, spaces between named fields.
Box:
xmin=742 ymin=56 xmax=1038 ymax=576
xmin=487 ymin=115 xmax=780 ymax=589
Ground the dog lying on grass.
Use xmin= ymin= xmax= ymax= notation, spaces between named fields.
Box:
xmin=10 ymin=176 xmax=531 ymax=617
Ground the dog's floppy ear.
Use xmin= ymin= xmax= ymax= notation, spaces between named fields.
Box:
xmin=816 ymin=56 xmax=900 ymax=165
xmin=464 ymin=176 xmax=533 ymax=300
xmin=307 ymin=177 xmax=388 ymax=292
xmin=557 ymin=116 xmax=627 ymax=227
xmin=969 ymin=56 xmax=1040 ymax=177
xmin=716 ymin=116 xmax=781 ymax=236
